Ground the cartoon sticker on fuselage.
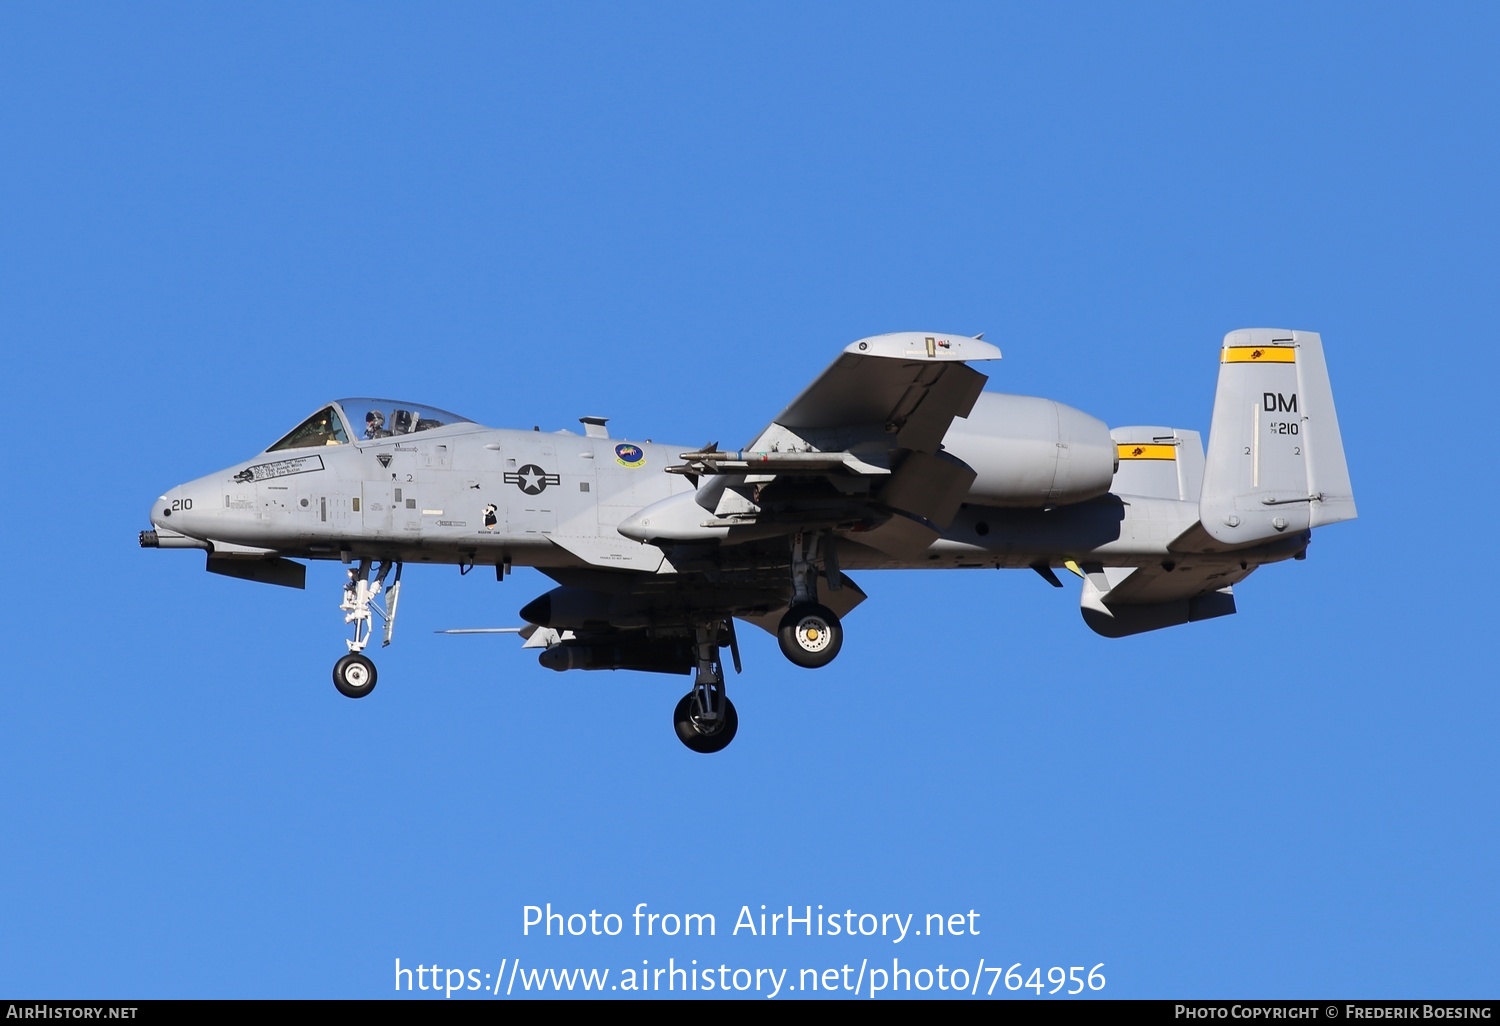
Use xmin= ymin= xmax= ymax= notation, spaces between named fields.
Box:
xmin=614 ymin=443 xmax=645 ymax=468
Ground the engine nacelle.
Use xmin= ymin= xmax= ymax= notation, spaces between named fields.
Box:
xmin=942 ymin=393 xmax=1116 ymax=507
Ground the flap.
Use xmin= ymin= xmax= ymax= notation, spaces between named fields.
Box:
xmin=1077 ymin=562 xmax=1246 ymax=637
xmin=1084 ymin=561 xmax=1252 ymax=607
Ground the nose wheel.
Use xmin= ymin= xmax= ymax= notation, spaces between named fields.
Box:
xmin=333 ymin=653 xmax=378 ymax=698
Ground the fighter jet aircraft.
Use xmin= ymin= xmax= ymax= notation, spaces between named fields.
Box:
xmin=141 ymin=329 xmax=1355 ymax=752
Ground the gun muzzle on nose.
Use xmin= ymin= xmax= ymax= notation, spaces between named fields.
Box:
xmin=139 ymin=529 xmax=210 ymax=550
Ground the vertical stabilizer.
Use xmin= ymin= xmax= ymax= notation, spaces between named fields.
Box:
xmin=1110 ymin=426 xmax=1205 ymax=501
xmin=1199 ymin=329 xmax=1356 ymax=547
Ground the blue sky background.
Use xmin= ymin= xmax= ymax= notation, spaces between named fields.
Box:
xmin=3 ymin=2 xmax=1496 ymax=999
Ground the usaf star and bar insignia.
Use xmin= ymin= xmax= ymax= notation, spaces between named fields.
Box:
xmin=504 ymin=464 xmax=561 ymax=495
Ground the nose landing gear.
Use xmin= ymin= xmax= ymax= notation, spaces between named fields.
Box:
xmin=333 ymin=652 xmax=377 ymax=698
xmin=332 ymin=559 xmax=402 ymax=699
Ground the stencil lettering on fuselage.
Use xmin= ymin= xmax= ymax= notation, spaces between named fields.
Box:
xmin=234 ymin=454 xmax=324 ymax=484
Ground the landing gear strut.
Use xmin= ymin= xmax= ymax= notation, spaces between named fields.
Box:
xmin=777 ymin=532 xmax=843 ymax=669
xmin=673 ymin=620 xmax=739 ymax=753
xmin=332 ymin=559 xmax=402 ymax=699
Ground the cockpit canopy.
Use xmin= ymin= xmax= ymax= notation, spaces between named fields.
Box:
xmin=266 ymin=399 xmax=476 ymax=452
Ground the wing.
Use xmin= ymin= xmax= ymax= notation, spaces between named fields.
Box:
xmin=666 ymin=332 xmax=1002 ymax=557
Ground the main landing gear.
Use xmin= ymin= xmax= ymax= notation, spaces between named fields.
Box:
xmin=778 ymin=603 xmax=842 ymax=668
xmin=776 ymin=532 xmax=843 ymax=669
xmin=673 ymin=620 xmax=740 ymax=753
xmin=332 ymin=559 xmax=402 ymax=699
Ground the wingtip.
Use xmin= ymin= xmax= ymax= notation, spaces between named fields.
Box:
xmin=844 ymin=332 xmax=1001 ymax=362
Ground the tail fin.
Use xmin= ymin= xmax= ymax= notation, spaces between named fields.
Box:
xmin=1110 ymin=426 xmax=1205 ymax=501
xmin=1199 ymin=329 xmax=1356 ymax=547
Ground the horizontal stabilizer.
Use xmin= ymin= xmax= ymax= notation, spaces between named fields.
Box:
xmin=1078 ymin=562 xmax=1247 ymax=637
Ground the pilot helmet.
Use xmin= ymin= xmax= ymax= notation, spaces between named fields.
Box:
xmin=366 ymin=410 xmax=385 ymax=426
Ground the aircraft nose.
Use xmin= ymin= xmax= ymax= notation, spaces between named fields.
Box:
xmin=150 ymin=487 xmax=184 ymax=531
xmin=141 ymin=486 xmax=213 ymax=550
xmin=148 ymin=480 xmax=217 ymax=538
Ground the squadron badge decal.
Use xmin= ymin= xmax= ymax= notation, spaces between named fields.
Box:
xmin=614 ymin=443 xmax=645 ymax=468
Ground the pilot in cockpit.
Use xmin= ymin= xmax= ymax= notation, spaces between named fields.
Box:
xmin=364 ymin=410 xmax=392 ymax=439
xmin=313 ymin=411 xmax=342 ymax=445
